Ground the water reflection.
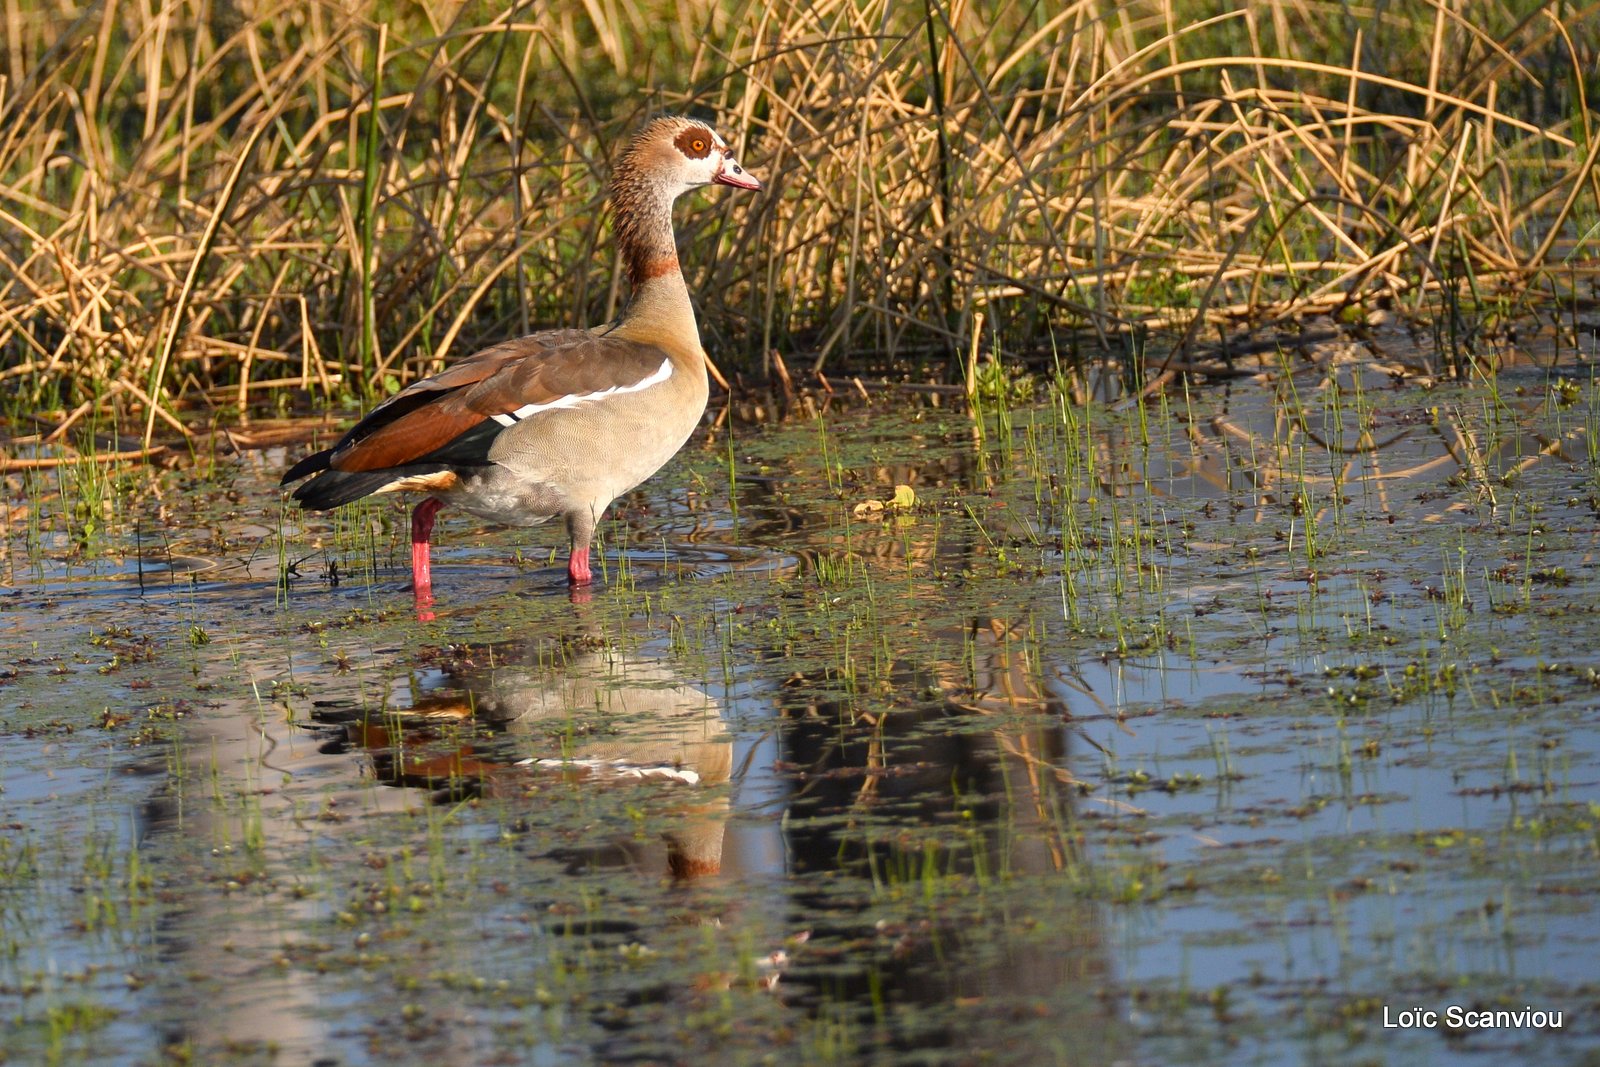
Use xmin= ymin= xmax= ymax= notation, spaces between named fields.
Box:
xmin=774 ymin=613 xmax=1123 ymax=1059
xmin=332 ymin=627 xmax=733 ymax=882
xmin=135 ymin=653 xmax=420 ymax=1060
xmin=292 ymin=595 xmax=1124 ymax=1060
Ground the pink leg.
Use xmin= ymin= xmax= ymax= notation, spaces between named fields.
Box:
xmin=567 ymin=548 xmax=592 ymax=587
xmin=410 ymin=497 xmax=445 ymax=599
xmin=566 ymin=551 xmax=594 ymax=603
xmin=566 ymin=508 xmax=597 ymax=589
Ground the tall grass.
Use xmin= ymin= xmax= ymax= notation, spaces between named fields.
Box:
xmin=1 ymin=0 xmax=1597 ymax=439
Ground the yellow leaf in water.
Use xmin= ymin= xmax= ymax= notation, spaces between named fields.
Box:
xmin=890 ymin=484 xmax=916 ymax=510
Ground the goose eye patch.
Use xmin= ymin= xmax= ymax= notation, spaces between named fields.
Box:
xmin=675 ymin=128 xmax=713 ymax=159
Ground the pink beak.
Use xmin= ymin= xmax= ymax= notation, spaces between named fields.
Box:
xmin=714 ymin=154 xmax=762 ymax=191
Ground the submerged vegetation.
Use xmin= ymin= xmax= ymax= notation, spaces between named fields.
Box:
xmin=1 ymin=0 xmax=1599 ymax=439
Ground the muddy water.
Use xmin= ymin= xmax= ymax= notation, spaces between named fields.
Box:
xmin=3 ymin=360 xmax=1599 ymax=1065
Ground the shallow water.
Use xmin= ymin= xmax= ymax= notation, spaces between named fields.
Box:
xmin=3 ymin=360 xmax=1599 ymax=1065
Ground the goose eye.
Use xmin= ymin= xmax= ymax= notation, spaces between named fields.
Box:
xmin=674 ymin=128 xmax=715 ymax=159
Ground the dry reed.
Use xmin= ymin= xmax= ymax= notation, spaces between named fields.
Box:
xmin=1 ymin=0 xmax=1597 ymax=440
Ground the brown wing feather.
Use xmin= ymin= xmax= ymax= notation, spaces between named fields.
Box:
xmin=329 ymin=406 xmax=487 ymax=472
xmin=324 ymin=330 xmax=674 ymax=474
xmin=456 ymin=334 xmax=671 ymax=419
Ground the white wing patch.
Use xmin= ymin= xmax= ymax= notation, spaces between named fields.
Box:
xmin=489 ymin=358 xmax=672 ymax=428
xmin=512 ymin=757 xmax=700 ymax=784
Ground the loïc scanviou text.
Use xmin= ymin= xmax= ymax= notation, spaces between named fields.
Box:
xmin=1383 ymin=1005 xmax=1564 ymax=1029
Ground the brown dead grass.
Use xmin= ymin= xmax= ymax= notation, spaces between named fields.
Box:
xmin=1 ymin=0 xmax=1597 ymax=440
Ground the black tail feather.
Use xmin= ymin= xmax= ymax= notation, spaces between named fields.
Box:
xmin=280 ymin=448 xmax=333 ymax=485
xmin=289 ymin=465 xmax=449 ymax=511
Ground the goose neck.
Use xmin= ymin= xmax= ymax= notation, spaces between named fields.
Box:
xmin=613 ymin=173 xmax=682 ymax=293
xmin=611 ymin=172 xmax=700 ymax=347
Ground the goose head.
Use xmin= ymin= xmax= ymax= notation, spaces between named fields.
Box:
xmin=615 ymin=115 xmax=762 ymax=200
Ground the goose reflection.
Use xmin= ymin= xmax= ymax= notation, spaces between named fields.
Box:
xmin=331 ymin=631 xmax=732 ymax=881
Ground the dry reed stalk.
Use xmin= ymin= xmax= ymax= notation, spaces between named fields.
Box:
xmin=0 ymin=445 xmax=167 ymax=471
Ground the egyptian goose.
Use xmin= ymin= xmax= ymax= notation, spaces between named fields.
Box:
xmin=281 ymin=116 xmax=760 ymax=598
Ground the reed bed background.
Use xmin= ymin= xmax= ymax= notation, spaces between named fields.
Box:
xmin=2 ymin=0 xmax=1598 ymax=441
